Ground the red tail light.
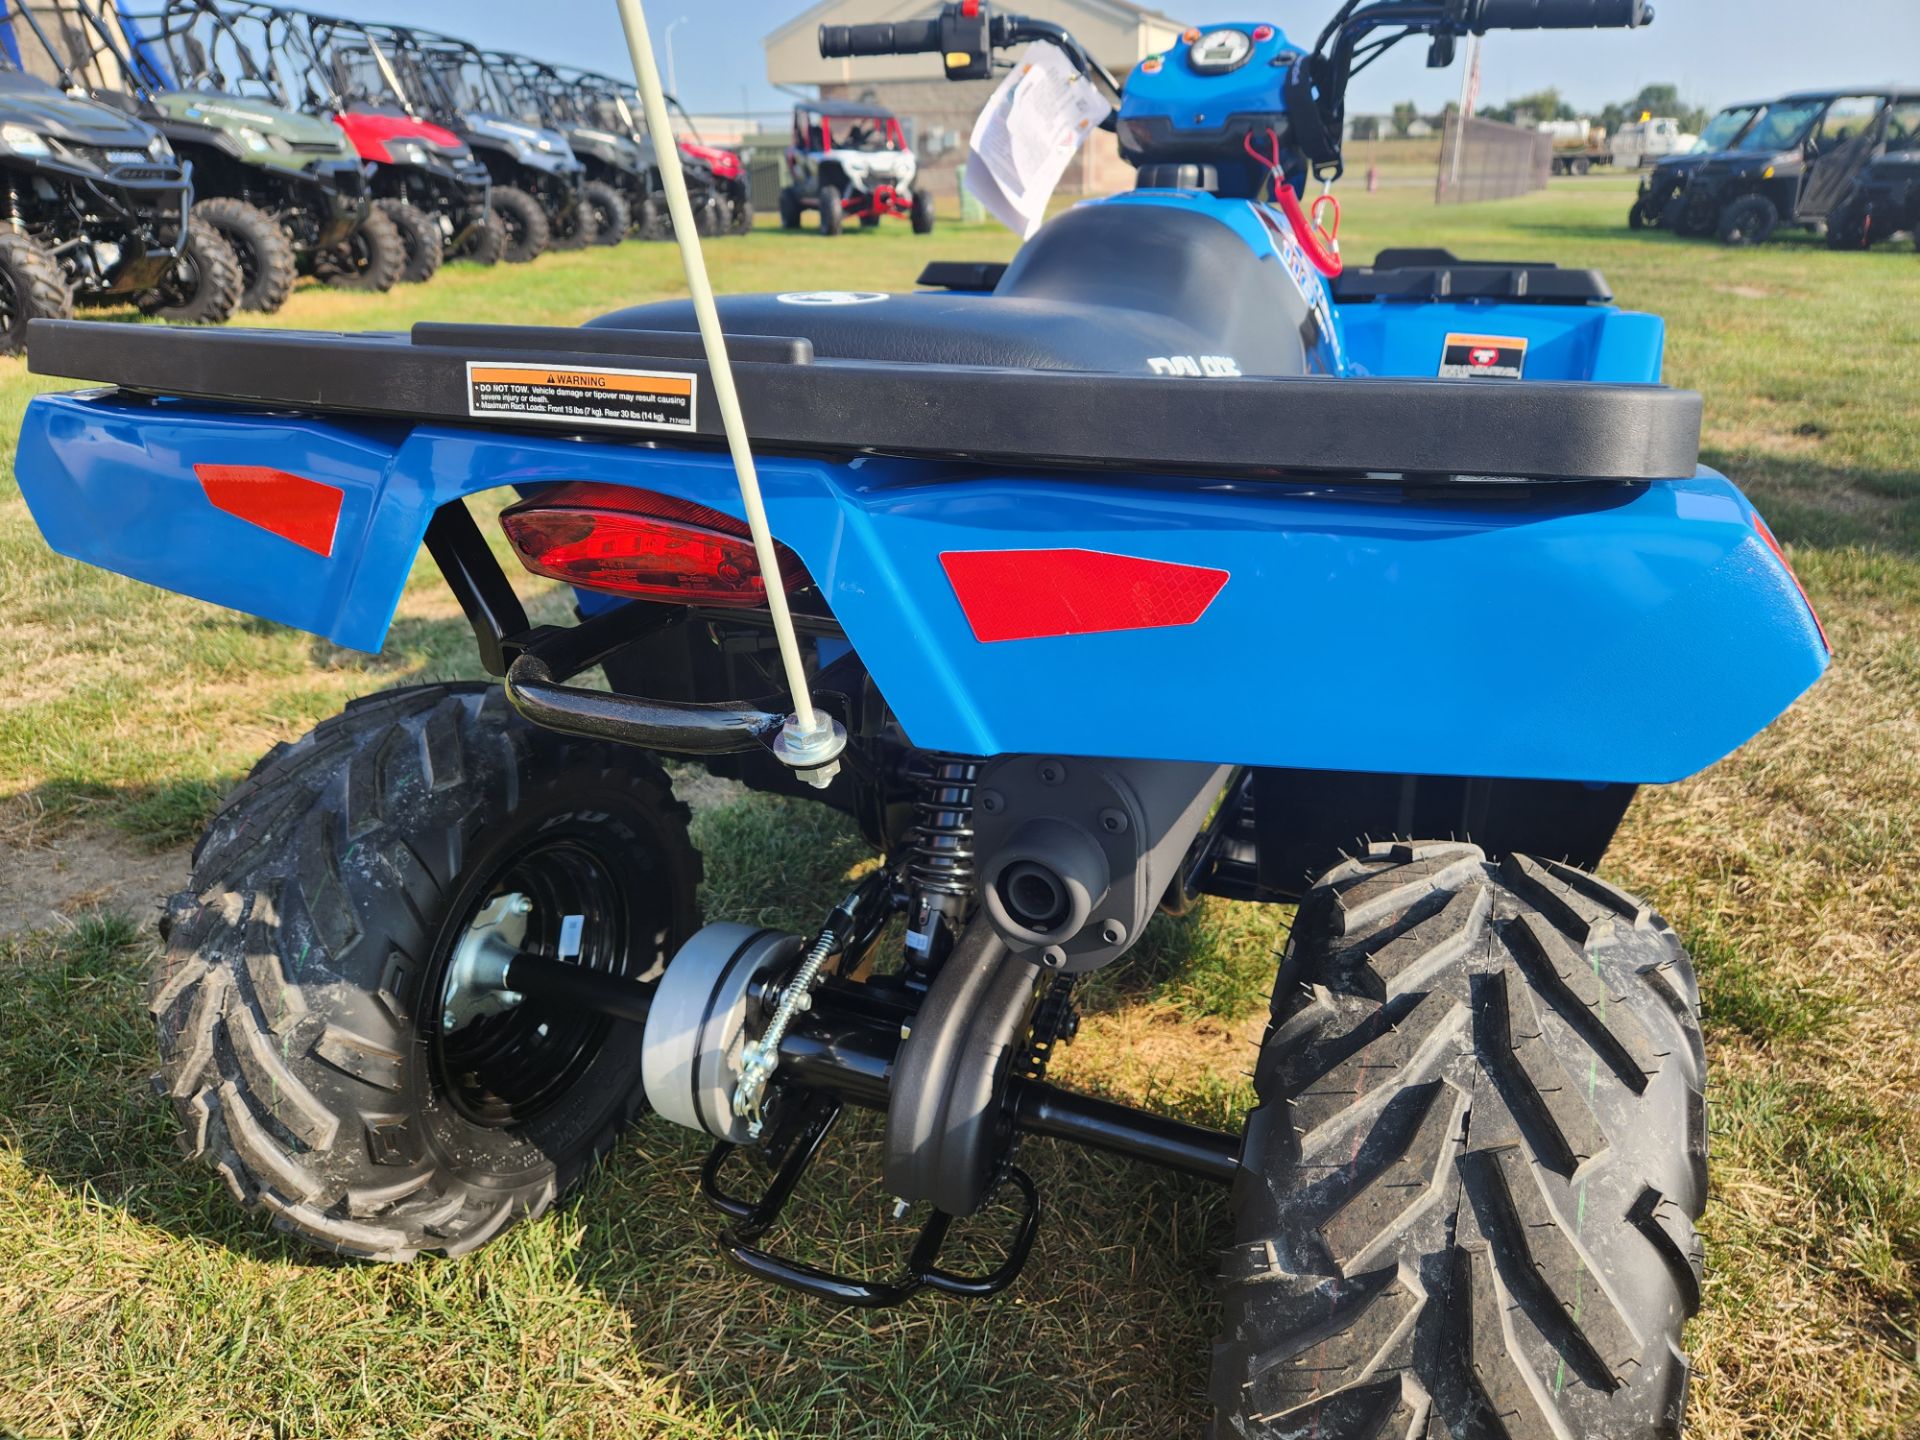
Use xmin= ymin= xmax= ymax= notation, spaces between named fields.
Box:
xmin=499 ymin=483 xmax=809 ymax=608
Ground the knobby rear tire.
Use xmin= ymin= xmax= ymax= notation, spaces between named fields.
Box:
xmin=153 ymin=683 xmax=702 ymax=1261
xmin=0 ymin=231 xmax=71 ymax=354
xmin=583 ymin=180 xmax=632 ymax=245
xmin=374 ymin=199 xmax=444 ymax=284
xmin=317 ymin=205 xmax=405 ymax=292
xmin=490 ymin=186 xmax=550 ymax=263
xmin=1211 ymin=841 xmax=1706 ymax=1440
xmin=135 ymin=217 xmax=243 ymax=324
xmin=195 ymin=196 xmax=296 ymax=313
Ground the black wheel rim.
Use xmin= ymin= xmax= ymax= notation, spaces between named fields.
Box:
xmin=428 ymin=833 xmax=643 ymax=1127
xmin=0 ymin=264 xmax=19 ymax=336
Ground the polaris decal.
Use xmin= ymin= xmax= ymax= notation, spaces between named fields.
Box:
xmin=1440 ymin=333 xmax=1529 ymax=380
xmin=1147 ymin=355 xmax=1242 ymax=377
xmin=466 ymin=362 xmax=697 ymax=432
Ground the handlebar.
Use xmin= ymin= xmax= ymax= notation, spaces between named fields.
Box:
xmin=1470 ymin=0 xmax=1651 ymax=28
xmin=818 ymin=7 xmax=1124 ymax=110
xmin=818 ymin=21 xmax=941 ymax=59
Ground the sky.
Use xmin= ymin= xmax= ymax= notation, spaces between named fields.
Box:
xmin=318 ymin=2 xmax=1920 ymax=123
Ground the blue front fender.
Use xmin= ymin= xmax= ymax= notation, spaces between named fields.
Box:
xmin=17 ymin=390 xmax=1828 ymax=785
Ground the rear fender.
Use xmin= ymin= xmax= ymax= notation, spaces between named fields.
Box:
xmin=17 ymin=390 xmax=1829 ymax=785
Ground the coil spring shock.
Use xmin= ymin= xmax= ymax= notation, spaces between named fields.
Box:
xmin=903 ymin=753 xmax=981 ymax=968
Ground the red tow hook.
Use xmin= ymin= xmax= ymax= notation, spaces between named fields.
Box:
xmin=1245 ymin=129 xmax=1343 ymax=279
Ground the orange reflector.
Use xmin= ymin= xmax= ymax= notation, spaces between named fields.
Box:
xmin=195 ymin=464 xmax=344 ymax=557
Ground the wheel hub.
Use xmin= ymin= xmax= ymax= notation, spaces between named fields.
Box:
xmin=440 ymin=891 xmax=532 ymax=1033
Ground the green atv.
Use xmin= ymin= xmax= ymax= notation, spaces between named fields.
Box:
xmin=51 ymin=0 xmax=400 ymax=309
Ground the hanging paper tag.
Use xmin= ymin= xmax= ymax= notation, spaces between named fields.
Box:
xmin=964 ymin=42 xmax=1113 ymax=240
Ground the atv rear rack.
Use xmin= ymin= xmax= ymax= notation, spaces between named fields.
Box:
xmin=25 ymin=318 xmax=1702 ymax=483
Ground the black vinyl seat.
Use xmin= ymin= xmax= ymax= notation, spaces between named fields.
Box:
xmin=588 ymin=202 xmax=1318 ymax=377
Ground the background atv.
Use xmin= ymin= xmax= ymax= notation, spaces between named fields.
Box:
xmin=506 ymin=62 xmax=729 ymax=240
xmin=367 ymin=24 xmax=593 ymax=259
xmin=489 ymin=54 xmax=632 ymax=244
xmin=1827 ymin=96 xmax=1920 ymax=251
xmin=781 ymin=99 xmax=930 ymax=235
xmin=1678 ymin=87 xmax=1915 ymax=246
xmin=0 ymin=1 xmax=236 ymax=350
xmin=43 ymin=0 xmax=370 ymax=312
xmin=673 ymin=101 xmax=751 ymax=235
xmin=296 ymin=9 xmax=497 ymax=275
xmin=1629 ymin=98 xmax=1763 ymax=231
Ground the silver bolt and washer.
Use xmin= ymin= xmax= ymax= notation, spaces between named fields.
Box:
xmin=771 ymin=712 xmax=849 ymax=790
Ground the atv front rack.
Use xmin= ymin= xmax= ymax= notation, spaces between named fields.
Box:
xmin=25 ymin=318 xmax=1702 ymax=482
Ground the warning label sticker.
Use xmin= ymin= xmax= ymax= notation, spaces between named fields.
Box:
xmin=466 ymin=362 xmax=698 ymax=432
xmin=1439 ymin=333 xmax=1528 ymax=381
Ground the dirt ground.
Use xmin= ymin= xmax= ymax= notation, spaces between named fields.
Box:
xmin=0 ymin=822 xmax=188 ymax=940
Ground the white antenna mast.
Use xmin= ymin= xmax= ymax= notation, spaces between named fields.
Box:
xmin=608 ymin=0 xmax=846 ymax=787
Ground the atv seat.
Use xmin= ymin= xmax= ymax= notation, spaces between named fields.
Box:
xmin=589 ymin=201 xmax=1323 ymax=377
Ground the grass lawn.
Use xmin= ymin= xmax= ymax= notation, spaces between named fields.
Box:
xmin=1 ymin=177 xmax=1916 ymax=1439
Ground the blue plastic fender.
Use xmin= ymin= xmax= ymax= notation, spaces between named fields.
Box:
xmin=17 ymin=391 xmax=1827 ymax=785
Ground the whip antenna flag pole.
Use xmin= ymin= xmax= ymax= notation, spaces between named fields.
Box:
xmin=609 ymin=0 xmax=846 ymax=787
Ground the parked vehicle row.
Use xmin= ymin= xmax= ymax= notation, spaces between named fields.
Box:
xmin=0 ymin=0 xmax=751 ymax=354
xmin=1630 ymin=86 xmax=1920 ymax=250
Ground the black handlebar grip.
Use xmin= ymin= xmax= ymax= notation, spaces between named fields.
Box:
xmin=1472 ymin=0 xmax=1651 ymax=28
xmin=818 ymin=20 xmax=943 ymax=58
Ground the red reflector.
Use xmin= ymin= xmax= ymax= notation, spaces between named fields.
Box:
xmin=499 ymin=483 xmax=808 ymax=608
xmin=1751 ymin=513 xmax=1831 ymax=653
xmin=195 ymin=464 xmax=344 ymax=557
xmin=941 ymin=548 xmax=1227 ymax=643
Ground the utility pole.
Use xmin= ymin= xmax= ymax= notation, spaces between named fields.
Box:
xmin=665 ymin=14 xmax=689 ymax=97
xmin=1447 ymin=33 xmax=1482 ymax=191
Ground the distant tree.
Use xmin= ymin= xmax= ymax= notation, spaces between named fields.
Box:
xmin=1391 ymin=100 xmax=1419 ymax=137
xmin=1629 ymin=83 xmax=1682 ymax=117
xmin=1605 ymin=84 xmax=1710 ymax=136
xmin=1506 ymin=87 xmax=1574 ymax=123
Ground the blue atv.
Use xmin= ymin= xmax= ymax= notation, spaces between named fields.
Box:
xmin=14 ymin=1 xmax=1827 ymax=1434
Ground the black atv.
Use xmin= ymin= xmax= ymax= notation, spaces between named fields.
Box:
xmin=498 ymin=60 xmax=730 ymax=241
xmin=38 ymin=0 xmax=375 ymax=312
xmin=488 ymin=54 xmax=633 ymax=244
xmin=1629 ymin=99 xmax=1764 ymax=232
xmin=359 ymin=23 xmax=595 ymax=260
xmin=1827 ymin=96 xmax=1920 ymax=251
xmin=1677 ymin=87 xmax=1918 ymax=246
xmin=0 ymin=1 xmax=237 ymax=351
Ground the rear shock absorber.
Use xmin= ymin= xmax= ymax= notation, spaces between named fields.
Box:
xmin=902 ymin=753 xmax=981 ymax=971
